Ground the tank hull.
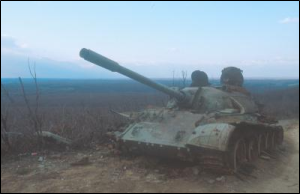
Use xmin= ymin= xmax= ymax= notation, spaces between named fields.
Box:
xmin=79 ymin=49 xmax=284 ymax=173
xmin=116 ymin=109 xmax=284 ymax=172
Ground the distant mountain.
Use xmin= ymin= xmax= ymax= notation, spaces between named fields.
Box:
xmin=1 ymin=53 xmax=124 ymax=79
xmin=1 ymin=51 xmax=299 ymax=79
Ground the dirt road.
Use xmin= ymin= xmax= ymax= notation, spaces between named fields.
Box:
xmin=1 ymin=119 xmax=299 ymax=193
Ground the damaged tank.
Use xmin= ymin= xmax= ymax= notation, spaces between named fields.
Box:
xmin=80 ymin=48 xmax=284 ymax=173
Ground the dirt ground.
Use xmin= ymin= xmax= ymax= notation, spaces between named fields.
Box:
xmin=1 ymin=119 xmax=299 ymax=193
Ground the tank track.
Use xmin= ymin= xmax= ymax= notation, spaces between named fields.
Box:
xmin=196 ymin=124 xmax=284 ymax=173
xmin=114 ymin=124 xmax=284 ymax=174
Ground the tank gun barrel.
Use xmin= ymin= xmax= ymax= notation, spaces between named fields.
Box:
xmin=80 ymin=48 xmax=186 ymax=101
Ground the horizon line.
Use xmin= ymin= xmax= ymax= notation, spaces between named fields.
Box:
xmin=1 ymin=77 xmax=299 ymax=80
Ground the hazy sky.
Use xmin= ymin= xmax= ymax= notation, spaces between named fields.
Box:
xmin=1 ymin=1 xmax=299 ymax=79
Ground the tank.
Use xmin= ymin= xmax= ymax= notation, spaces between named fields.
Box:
xmin=80 ymin=48 xmax=284 ymax=173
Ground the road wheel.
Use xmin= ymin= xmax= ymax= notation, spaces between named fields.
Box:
xmin=230 ymin=139 xmax=247 ymax=173
xmin=247 ymin=137 xmax=259 ymax=162
xmin=258 ymin=134 xmax=267 ymax=155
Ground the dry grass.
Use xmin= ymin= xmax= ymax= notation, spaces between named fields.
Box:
xmin=1 ymin=81 xmax=298 ymax=155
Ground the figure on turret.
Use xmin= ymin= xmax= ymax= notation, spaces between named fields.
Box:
xmin=190 ymin=70 xmax=210 ymax=87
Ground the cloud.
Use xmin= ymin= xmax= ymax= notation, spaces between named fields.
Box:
xmin=239 ymin=57 xmax=299 ymax=66
xmin=1 ymin=34 xmax=27 ymax=49
xmin=1 ymin=34 xmax=30 ymax=55
xmin=0 ymin=35 xmax=120 ymax=78
xmin=1 ymin=35 xmax=298 ymax=79
xmin=279 ymin=17 xmax=299 ymax=24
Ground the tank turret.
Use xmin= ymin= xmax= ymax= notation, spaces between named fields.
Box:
xmin=79 ymin=48 xmax=284 ymax=173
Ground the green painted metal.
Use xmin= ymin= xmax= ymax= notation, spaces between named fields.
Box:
xmin=79 ymin=48 xmax=284 ymax=168
xmin=187 ymin=123 xmax=235 ymax=151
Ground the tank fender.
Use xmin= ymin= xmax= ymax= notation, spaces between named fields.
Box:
xmin=187 ymin=123 xmax=235 ymax=152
